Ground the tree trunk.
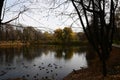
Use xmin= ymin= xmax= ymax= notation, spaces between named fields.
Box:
xmin=0 ymin=0 xmax=4 ymax=24
xmin=102 ymin=59 xmax=107 ymax=76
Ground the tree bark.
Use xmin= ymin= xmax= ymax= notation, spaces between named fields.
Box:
xmin=71 ymin=0 xmax=117 ymax=77
xmin=0 ymin=0 xmax=4 ymax=25
xmin=102 ymin=58 xmax=107 ymax=76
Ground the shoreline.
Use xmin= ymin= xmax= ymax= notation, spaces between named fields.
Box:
xmin=63 ymin=68 xmax=120 ymax=80
xmin=0 ymin=41 xmax=30 ymax=48
xmin=63 ymin=47 xmax=120 ymax=80
xmin=0 ymin=41 xmax=88 ymax=47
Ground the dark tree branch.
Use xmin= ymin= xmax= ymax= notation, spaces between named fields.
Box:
xmin=2 ymin=8 xmax=29 ymax=24
xmin=1 ymin=0 xmax=7 ymax=21
xmin=71 ymin=0 xmax=118 ymax=76
xmin=71 ymin=0 xmax=87 ymax=35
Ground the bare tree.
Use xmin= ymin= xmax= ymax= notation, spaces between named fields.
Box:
xmin=71 ymin=0 xmax=119 ymax=76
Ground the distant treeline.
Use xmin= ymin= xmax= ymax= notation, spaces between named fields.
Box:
xmin=0 ymin=24 xmax=87 ymax=45
xmin=0 ymin=24 xmax=119 ymax=45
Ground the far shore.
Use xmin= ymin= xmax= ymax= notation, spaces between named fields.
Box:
xmin=0 ymin=40 xmax=89 ymax=48
xmin=0 ymin=41 xmax=120 ymax=48
xmin=0 ymin=41 xmax=30 ymax=48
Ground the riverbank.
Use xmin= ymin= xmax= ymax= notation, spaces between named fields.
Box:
xmin=0 ymin=41 xmax=30 ymax=48
xmin=63 ymin=66 xmax=120 ymax=80
xmin=64 ymin=47 xmax=120 ymax=80
xmin=0 ymin=41 xmax=88 ymax=48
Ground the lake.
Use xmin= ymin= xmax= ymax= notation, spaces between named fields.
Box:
xmin=0 ymin=45 xmax=88 ymax=80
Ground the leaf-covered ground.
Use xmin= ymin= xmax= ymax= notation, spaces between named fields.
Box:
xmin=64 ymin=47 xmax=120 ymax=80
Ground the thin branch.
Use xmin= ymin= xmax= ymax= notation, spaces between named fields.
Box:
xmin=49 ymin=0 xmax=69 ymax=10
xmin=2 ymin=8 xmax=28 ymax=24
xmin=114 ymin=0 xmax=119 ymax=10
xmin=71 ymin=0 xmax=89 ymax=39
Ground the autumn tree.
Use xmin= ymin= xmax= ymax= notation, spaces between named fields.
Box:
xmin=63 ymin=27 xmax=73 ymax=43
xmin=15 ymin=28 xmax=23 ymax=41
xmin=34 ymin=30 xmax=44 ymax=41
xmin=77 ymin=32 xmax=86 ymax=41
xmin=54 ymin=28 xmax=63 ymax=42
xmin=43 ymin=31 xmax=53 ymax=42
xmin=22 ymin=27 xmax=36 ymax=41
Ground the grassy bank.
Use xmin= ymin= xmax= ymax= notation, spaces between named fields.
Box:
xmin=0 ymin=41 xmax=30 ymax=48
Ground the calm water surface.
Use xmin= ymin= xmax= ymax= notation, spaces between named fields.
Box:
xmin=0 ymin=45 xmax=88 ymax=80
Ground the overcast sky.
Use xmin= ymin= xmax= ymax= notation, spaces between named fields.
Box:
xmin=2 ymin=0 xmax=82 ymax=32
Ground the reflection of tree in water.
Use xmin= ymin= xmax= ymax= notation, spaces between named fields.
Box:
xmin=64 ymin=48 xmax=74 ymax=60
xmin=53 ymin=46 xmax=71 ymax=59
xmin=0 ymin=45 xmax=89 ymax=64
xmin=0 ymin=46 xmax=50 ymax=64
xmin=54 ymin=47 xmax=63 ymax=59
xmin=54 ymin=46 xmax=88 ymax=60
xmin=22 ymin=46 xmax=43 ymax=61
xmin=76 ymin=46 xmax=87 ymax=54
xmin=0 ymin=47 xmax=22 ymax=64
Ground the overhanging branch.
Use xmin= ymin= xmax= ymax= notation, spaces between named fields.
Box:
xmin=2 ymin=8 xmax=29 ymax=24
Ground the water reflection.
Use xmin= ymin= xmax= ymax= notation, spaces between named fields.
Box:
xmin=0 ymin=45 xmax=88 ymax=80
